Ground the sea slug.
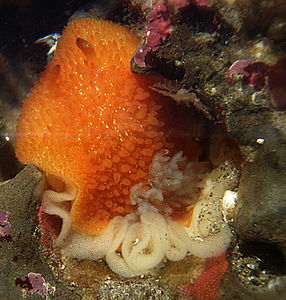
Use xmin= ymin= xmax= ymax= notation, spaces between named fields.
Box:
xmin=16 ymin=17 xmax=232 ymax=277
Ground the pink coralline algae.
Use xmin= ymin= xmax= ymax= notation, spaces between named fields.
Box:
xmin=179 ymin=253 xmax=228 ymax=300
xmin=226 ymin=59 xmax=286 ymax=109
xmin=133 ymin=0 xmax=173 ymax=67
xmin=132 ymin=0 xmax=210 ymax=67
xmin=188 ymin=0 xmax=210 ymax=7
xmin=27 ymin=273 xmax=47 ymax=298
xmin=0 ymin=209 xmax=10 ymax=237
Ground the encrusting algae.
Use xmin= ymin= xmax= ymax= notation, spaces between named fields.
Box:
xmin=15 ymin=17 xmax=234 ymax=277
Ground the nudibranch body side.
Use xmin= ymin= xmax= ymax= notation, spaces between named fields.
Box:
xmin=16 ymin=18 xmax=233 ymax=277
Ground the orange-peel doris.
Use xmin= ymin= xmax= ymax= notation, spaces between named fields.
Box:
xmin=15 ymin=17 xmax=232 ymax=277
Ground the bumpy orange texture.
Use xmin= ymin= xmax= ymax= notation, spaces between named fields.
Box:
xmin=16 ymin=18 xmax=200 ymax=235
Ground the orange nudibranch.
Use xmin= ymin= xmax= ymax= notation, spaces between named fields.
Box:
xmin=16 ymin=17 xmax=201 ymax=235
